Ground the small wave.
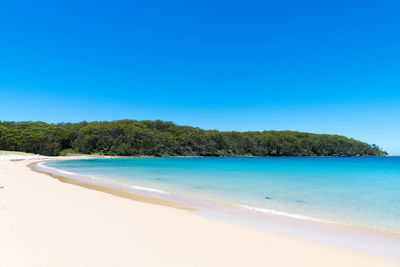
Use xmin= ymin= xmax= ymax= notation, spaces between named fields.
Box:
xmin=36 ymin=162 xmax=169 ymax=194
xmin=38 ymin=162 xmax=78 ymax=175
xmin=128 ymin=185 xmax=168 ymax=194
xmin=237 ymin=204 xmax=330 ymax=223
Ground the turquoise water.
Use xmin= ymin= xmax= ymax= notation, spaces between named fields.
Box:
xmin=46 ymin=157 xmax=400 ymax=234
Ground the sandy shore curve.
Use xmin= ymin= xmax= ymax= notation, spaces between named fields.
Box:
xmin=1 ymin=155 xmax=399 ymax=267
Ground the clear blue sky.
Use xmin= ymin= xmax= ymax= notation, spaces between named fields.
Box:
xmin=1 ymin=0 xmax=399 ymax=154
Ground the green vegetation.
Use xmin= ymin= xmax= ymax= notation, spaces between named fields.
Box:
xmin=0 ymin=120 xmax=387 ymax=157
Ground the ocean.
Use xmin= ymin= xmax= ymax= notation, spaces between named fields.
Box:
xmin=44 ymin=157 xmax=400 ymax=234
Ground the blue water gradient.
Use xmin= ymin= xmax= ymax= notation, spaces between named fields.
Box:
xmin=46 ymin=157 xmax=400 ymax=233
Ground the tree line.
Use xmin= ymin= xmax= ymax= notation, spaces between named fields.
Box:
xmin=0 ymin=120 xmax=387 ymax=157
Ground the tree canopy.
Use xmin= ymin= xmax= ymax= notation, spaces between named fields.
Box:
xmin=0 ymin=120 xmax=387 ymax=157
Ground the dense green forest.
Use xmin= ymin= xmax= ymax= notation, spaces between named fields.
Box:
xmin=0 ymin=120 xmax=387 ymax=157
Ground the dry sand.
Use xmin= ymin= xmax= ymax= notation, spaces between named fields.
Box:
xmin=0 ymin=155 xmax=399 ymax=267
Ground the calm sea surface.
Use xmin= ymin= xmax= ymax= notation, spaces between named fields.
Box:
xmin=46 ymin=157 xmax=400 ymax=234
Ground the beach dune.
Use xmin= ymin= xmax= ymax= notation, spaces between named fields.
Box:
xmin=0 ymin=156 xmax=399 ymax=267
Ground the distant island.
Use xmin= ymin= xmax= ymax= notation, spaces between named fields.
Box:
xmin=0 ymin=120 xmax=387 ymax=157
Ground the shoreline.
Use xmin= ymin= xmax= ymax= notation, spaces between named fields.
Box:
xmin=1 ymin=154 xmax=400 ymax=266
xmin=30 ymin=161 xmax=195 ymax=212
xmin=34 ymin=157 xmax=400 ymax=260
xmin=36 ymin=157 xmax=399 ymax=235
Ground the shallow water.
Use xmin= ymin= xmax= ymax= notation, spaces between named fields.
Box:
xmin=46 ymin=157 xmax=400 ymax=234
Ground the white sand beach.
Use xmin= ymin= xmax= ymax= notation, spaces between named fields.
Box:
xmin=1 ymin=155 xmax=399 ymax=267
